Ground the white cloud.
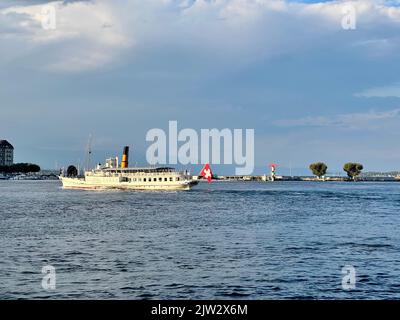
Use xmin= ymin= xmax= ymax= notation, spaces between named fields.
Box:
xmin=355 ymin=82 xmax=400 ymax=97
xmin=1 ymin=0 xmax=133 ymax=71
xmin=1 ymin=0 xmax=400 ymax=72
xmin=274 ymin=108 xmax=400 ymax=129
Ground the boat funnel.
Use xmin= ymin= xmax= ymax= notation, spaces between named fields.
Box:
xmin=121 ymin=146 xmax=129 ymax=169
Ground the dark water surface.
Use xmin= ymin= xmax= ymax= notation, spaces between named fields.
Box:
xmin=1 ymin=180 xmax=400 ymax=299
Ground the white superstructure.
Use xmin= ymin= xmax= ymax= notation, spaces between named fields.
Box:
xmin=60 ymin=167 xmax=197 ymax=190
xmin=59 ymin=146 xmax=198 ymax=191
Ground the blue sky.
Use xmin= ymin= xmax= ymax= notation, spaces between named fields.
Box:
xmin=1 ymin=0 xmax=400 ymax=175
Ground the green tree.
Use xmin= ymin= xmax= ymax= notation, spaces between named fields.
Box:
xmin=0 ymin=163 xmax=40 ymax=174
xmin=67 ymin=165 xmax=78 ymax=177
xmin=343 ymin=163 xmax=363 ymax=180
xmin=309 ymin=162 xmax=328 ymax=179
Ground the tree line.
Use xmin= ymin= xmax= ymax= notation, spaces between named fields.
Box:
xmin=309 ymin=162 xmax=363 ymax=180
xmin=0 ymin=163 xmax=41 ymax=174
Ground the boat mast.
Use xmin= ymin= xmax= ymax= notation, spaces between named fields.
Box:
xmin=84 ymin=134 xmax=93 ymax=172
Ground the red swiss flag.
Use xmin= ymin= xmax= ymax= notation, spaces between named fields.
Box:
xmin=200 ymin=163 xmax=213 ymax=183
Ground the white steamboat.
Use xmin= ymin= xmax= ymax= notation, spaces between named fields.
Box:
xmin=59 ymin=146 xmax=198 ymax=191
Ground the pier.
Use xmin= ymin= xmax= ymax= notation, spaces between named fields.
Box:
xmin=199 ymin=175 xmax=400 ymax=182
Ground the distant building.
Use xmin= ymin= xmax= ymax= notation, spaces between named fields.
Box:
xmin=0 ymin=140 xmax=14 ymax=166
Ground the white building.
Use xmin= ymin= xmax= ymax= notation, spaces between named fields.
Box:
xmin=0 ymin=140 xmax=14 ymax=166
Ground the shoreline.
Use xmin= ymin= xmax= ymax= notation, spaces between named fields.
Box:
xmin=0 ymin=172 xmax=59 ymax=181
xmin=1 ymin=174 xmax=399 ymax=182
xmin=209 ymin=178 xmax=400 ymax=182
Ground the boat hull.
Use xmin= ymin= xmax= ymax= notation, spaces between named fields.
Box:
xmin=59 ymin=176 xmax=198 ymax=191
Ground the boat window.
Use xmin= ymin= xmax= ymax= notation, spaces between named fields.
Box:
xmin=170 ymin=177 xmax=173 ymax=181
xmin=159 ymin=177 xmax=163 ymax=182
xmin=176 ymin=177 xmax=180 ymax=181
xmin=154 ymin=178 xmax=157 ymax=182
xmin=164 ymin=178 xmax=168 ymax=182
xmin=144 ymin=178 xmax=147 ymax=182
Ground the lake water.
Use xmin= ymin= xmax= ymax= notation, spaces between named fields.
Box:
xmin=1 ymin=180 xmax=400 ymax=299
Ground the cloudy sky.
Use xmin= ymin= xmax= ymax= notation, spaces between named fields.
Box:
xmin=1 ymin=0 xmax=400 ymax=174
